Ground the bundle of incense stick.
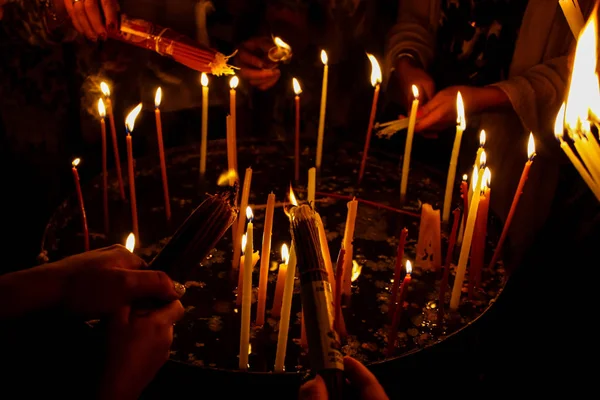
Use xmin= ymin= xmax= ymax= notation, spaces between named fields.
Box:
xmin=109 ymin=14 xmax=236 ymax=76
xmin=290 ymin=205 xmax=344 ymax=400
xmin=150 ymin=188 xmax=238 ymax=283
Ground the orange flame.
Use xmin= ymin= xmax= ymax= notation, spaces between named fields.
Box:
xmin=273 ymin=36 xmax=291 ymax=50
xmin=100 ymin=81 xmax=110 ymax=97
xmin=125 ymin=233 xmax=135 ymax=252
xmin=229 ymin=75 xmax=239 ymax=89
xmin=456 ymin=91 xmax=466 ymax=130
xmin=351 ymin=260 xmax=362 ymax=282
xmin=367 ymin=53 xmax=382 ymax=87
xmin=281 ymin=243 xmax=289 ymax=264
xmin=527 ymin=133 xmax=536 ymax=160
xmin=72 ymin=158 xmax=80 ymax=167
xmin=125 ymin=103 xmax=143 ymax=133
xmin=217 ymin=169 xmax=238 ymax=186
xmin=289 ymin=185 xmax=299 ymax=206
xmin=154 ymin=87 xmax=162 ymax=108
xmin=320 ymin=50 xmax=328 ymax=65
xmin=293 ymin=78 xmax=302 ymax=95
xmin=98 ymin=98 xmax=106 ymax=118
xmin=200 ymin=72 xmax=209 ymax=87
xmin=406 ymin=260 xmax=412 ymax=275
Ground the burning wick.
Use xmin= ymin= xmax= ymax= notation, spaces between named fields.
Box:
xmin=268 ymin=36 xmax=292 ymax=63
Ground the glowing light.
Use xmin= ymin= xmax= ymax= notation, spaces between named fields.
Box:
xmin=293 ymin=78 xmax=302 ymax=95
xmin=281 ymin=243 xmax=289 ymax=265
xmin=412 ymin=84 xmax=419 ymax=99
xmin=154 ymin=87 xmax=162 ymax=108
xmin=288 ymin=185 xmax=298 ymax=206
xmin=273 ymin=36 xmax=291 ymax=50
xmin=462 ymin=174 xmax=468 ymax=181
xmin=471 ymin=166 xmax=479 ymax=191
xmin=201 ymin=72 xmax=209 ymax=87
xmin=241 ymin=234 xmax=247 ymax=253
xmin=479 ymin=130 xmax=486 ymax=147
xmin=482 ymin=167 xmax=491 ymax=191
xmin=100 ymin=82 xmax=110 ymax=97
xmin=367 ymin=53 xmax=382 ymax=87
xmin=72 ymin=158 xmax=80 ymax=167
xmin=217 ymin=169 xmax=238 ymax=186
xmin=125 ymin=103 xmax=143 ymax=133
xmin=479 ymin=150 xmax=487 ymax=169
xmin=555 ymin=103 xmax=566 ymax=138
xmin=320 ymin=50 xmax=328 ymax=65
xmin=246 ymin=206 xmax=253 ymax=221
xmin=351 ymin=260 xmax=362 ymax=282
xmin=125 ymin=233 xmax=135 ymax=252
xmin=406 ymin=260 xmax=412 ymax=275
xmin=456 ymin=91 xmax=466 ymax=130
xmin=98 ymin=98 xmax=106 ymax=118
xmin=527 ymin=133 xmax=536 ymax=160
xmin=229 ymin=76 xmax=239 ymax=89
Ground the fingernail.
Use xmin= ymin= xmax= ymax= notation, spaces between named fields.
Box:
xmin=174 ymin=281 xmax=186 ymax=297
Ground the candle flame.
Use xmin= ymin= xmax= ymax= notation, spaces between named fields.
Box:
xmin=72 ymin=158 xmax=80 ymax=167
xmin=201 ymin=72 xmax=209 ymax=87
xmin=351 ymin=260 xmax=362 ymax=282
xmin=125 ymin=233 xmax=135 ymax=252
xmin=565 ymin=11 xmax=598 ymax=129
xmin=100 ymin=81 xmax=110 ymax=97
xmin=154 ymin=87 xmax=162 ymax=108
xmin=273 ymin=36 xmax=291 ymax=50
xmin=289 ymin=185 xmax=299 ymax=206
xmin=367 ymin=53 xmax=382 ymax=87
xmin=293 ymin=78 xmax=302 ymax=95
xmin=281 ymin=243 xmax=289 ymax=264
xmin=320 ymin=50 xmax=328 ymax=65
xmin=471 ymin=166 xmax=479 ymax=191
xmin=217 ymin=169 xmax=238 ymax=186
xmin=406 ymin=260 xmax=412 ymax=275
xmin=479 ymin=130 xmax=486 ymax=147
xmin=241 ymin=233 xmax=247 ymax=253
xmin=125 ymin=103 xmax=143 ymax=133
xmin=411 ymin=84 xmax=419 ymax=99
xmin=98 ymin=98 xmax=106 ymax=118
xmin=456 ymin=91 xmax=466 ymax=130
xmin=479 ymin=150 xmax=487 ymax=169
xmin=462 ymin=174 xmax=468 ymax=181
xmin=555 ymin=102 xmax=566 ymax=139
xmin=230 ymin=75 xmax=239 ymax=89
xmin=527 ymin=133 xmax=536 ymax=160
xmin=246 ymin=206 xmax=253 ymax=221
xmin=482 ymin=167 xmax=491 ymax=191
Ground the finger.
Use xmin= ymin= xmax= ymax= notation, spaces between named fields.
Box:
xmin=112 ymin=305 xmax=130 ymax=327
xmin=73 ymin=0 xmax=97 ymax=40
xmin=149 ymin=300 xmax=185 ymax=325
xmin=299 ymin=375 xmax=328 ymax=400
xmin=414 ymin=106 xmax=444 ymax=132
xmin=100 ymin=0 xmax=118 ymax=31
xmin=122 ymin=270 xmax=184 ymax=301
xmin=84 ymin=0 xmax=106 ymax=37
xmin=343 ymin=357 xmax=388 ymax=400
xmin=64 ymin=0 xmax=84 ymax=33
xmin=239 ymin=67 xmax=280 ymax=81
xmin=422 ymin=80 xmax=436 ymax=103
xmin=106 ymin=244 xmax=147 ymax=270
xmin=242 ymin=36 xmax=275 ymax=53
xmin=238 ymin=50 xmax=266 ymax=69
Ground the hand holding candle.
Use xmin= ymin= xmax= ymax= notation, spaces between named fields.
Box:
xmin=316 ymin=50 xmax=329 ymax=170
xmin=100 ymin=82 xmax=125 ymax=200
xmin=71 ymin=158 xmax=89 ymax=251
xmin=125 ymin=103 xmax=143 ymax=244
xmin=98 ymin=99 xmax=109 ymax=234
xmin=358 ymin=54 xmax=382 ymax=185
xmin=200 ymin=73 xmax=209 ymax=178
xmin=400 ymin=85 xmax=419 ymax=203
xmin=154 ymin=87 xmax=171 ymax=221
xmin=442 ymin=92 xmax=466 ymax=223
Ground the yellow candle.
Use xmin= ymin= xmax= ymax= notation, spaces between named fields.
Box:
xmin=400 ymin=85 xmax=419 ymax=203
xmin=307 ymin=167 xmax=316 ymax=207
xmin=274 ymin=243 xmax=297 ymax=373
xmin=342 ymin=198 xmax=358 ymax=296
xmin=315 ymin=212 xmax=335 ymax=290
xmin=271 ymin=244 xmax=289 ymax=318
xmin=232 ymin=168 xmax=253 ymax=271
xmin=316 ymin=50 xmax=329 ymax=169
xmin=256 ymin=193 xmax=275 ymax=326
xmin=200 ymin=73 xmax=209 ymax=177
xmin=239 ymin=207 xmax=254 ymax=370
xmin=450 ymin=166 xmax=489 ymax=310
xmin=226 ymin=116 xmax=236 ymax=186
xmin=573 ymin=134 xmax=600 ymax=183
xmin=558 ymin=0 xmax=585 ymax=37
xmin=469 ymin=130 xmax=486 ymax=204
xmin=442 ymin=92 xmax=466 ymax=223
xmin=229 ymin=76 xmax=239 ymax=172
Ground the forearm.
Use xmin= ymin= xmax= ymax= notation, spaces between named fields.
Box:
xmin=0 ymin=263 xmax=67 ymax=319
xmin=471 ymin=86 xmax=512 ymax=113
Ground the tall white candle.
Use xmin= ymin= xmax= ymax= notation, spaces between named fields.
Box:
xmin=442 ymin=92 xmax=466 ymax=223
xmin=316 ymin=50 xmax=329 ymax=169
xmin=274 ymin=243 xmax=297 ymax=372
xmin=400 ymin=85 xmax=419 ymax=203
xmin=239 ymin=207 xmax=254 ymax=370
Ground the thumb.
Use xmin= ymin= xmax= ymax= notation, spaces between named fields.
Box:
xmin=140 ymin=300 xmax=185 ymax=325
xmin=299 ymin=375 xmax=328 ymax=400
xmin=122 ymin=270 xmax=185 ymax=302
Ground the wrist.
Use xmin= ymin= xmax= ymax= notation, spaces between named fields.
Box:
xmin=469 ymin=86 xmax=511 ymax=113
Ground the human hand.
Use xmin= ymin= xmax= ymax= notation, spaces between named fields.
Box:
xmin=99 ymin=301 xmax=185 ymax=400
xmin=57 ymin=245 xmax=185 ymax=318
xmin=394 ymin=56 xmax=436 ymax=111
xmin=63 ymin=0 xmax=119 ymax=41
xmin=236 ymin=36 xmax=281 ymax=90
xmin=299 ymin=357 xmax=388 ymax=400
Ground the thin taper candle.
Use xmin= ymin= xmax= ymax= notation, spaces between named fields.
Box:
xmin=229 ymin=76 xmax=239 ymax=172
xmin=400 ymin=85 xmax=419 ymax=203
xmin=100 ymin=82 xmax=125 ymax=200
xmin=442 ymin=92 xmax=466 ymax=223
xmin=239 ymin=207 xmax=254 ymax=370
xmin=125 ymin=103 xmax=143 ymax=245
xmin=274 ymin=243 xmax=297 ymax=372
xmin=200 ymin=73 xmax=209 ymax=177
xmin=293 ymin=78 xmax=302 ymax=182
xmin=98 ymin=99 xmax=109 ymax=234
xmin=256 ymin=193 xmax=275 ymax=326
xmin=154 ymin=87 xmax=171 ymax=221
xmin=316 ymin=50 xmax=329 ymax=169
xmin=233 ymin=168 xmax=253 ymax=271
xmin=358 ymin=54 xmax=383 ymax=184
xmin=71 ymin=158 xmax=89 ymax=251
xmin=308 ymin=167 xmax=316 ymax=207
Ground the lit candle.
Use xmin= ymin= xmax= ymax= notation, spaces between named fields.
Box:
xmin=358 ymin=54 xmax=382 ymax=185
xmin=229 ymin=76 xmax=239 ymax=172
xmin=271 ymin=244 xmax=289 ymax=318
xmin=315 ymin=50 xmax=329 ymax=170
xmin=98 ymin=99 xmax=109 ymax=234
xmin=450 ymin=166 xmax=490 ymax=311
xmin=71 ymin=158 xmax=89 ymax=251
xmin=256 ymin=193 xmax=275 ymax=326
xmin=125 ymin=103 xmax=143 ymax=245
xmin=415 ymin=204 xmax=442 ymax=270
xmin=442 ymin=92 xmax=466 ymax=223
xmin=293 ymin=78 xmax=302 ymax=182
xmin=154 ymin=87 xmax=171 ymax=221
xmin=268 ymin=36 xmax=293 ymax=63
xmin=233 ymin=167 xmax=253 ymax=275
xmin=238 ymin=236 xmax=260 ymax=308
xmin=200 ymin=73 xmax=209 ymax=178
xmin=226 ymin=116 xmax=236 ymax=186
xmin=274 ymin=243 xmax=297 ymax=373
xmin=469 ymin=181 xmax=490 ymax=298
xmin=488 ymin=135 xmax=536 ymax=269
xmin=400 ymin=85 xmax=419 ymax=203
xmin=125 ymin=232 xmax=135 ymax=252
xmin=307 ymin=167 xmax=316 ymax=207
xmin=387 ymin=260 xmax=412 ymax=353
xmin=388 ymin=228 xmax=408 ymax=321
xmin=239 ymin=207 xmax=254 ymax=370
xmin=558 ymin=0 xmax=585 ymax=37
xmin=342 ymin=198 xmax=358 ymax=296
xmin=100 ymin=82 xmax=125 ymax=200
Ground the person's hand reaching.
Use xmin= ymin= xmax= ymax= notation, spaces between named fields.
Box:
xmin=63 ymin=0 xmax=119 ymax=41
xmin=58 ymin=245 xmax=185 ymax=318
xmin=394 ymin=56 xmax=436 ymax=111
xmin=99 ymin=301 xmax=185 ymax=400
xmin=236 ymin=36 xmax=281 ymax=90
xmin=299 ymin=357 xmax=389 ymax=400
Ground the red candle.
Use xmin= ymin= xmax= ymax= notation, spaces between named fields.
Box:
xmin=100 ymin=82 xmax=126 ymax=200
xmin=98 ymin=99 xmax=109 ymax=234
xmin=71 ymin=158 xmax=89 ymax=251
xmin=388 ymin=228 xmax=408 ymax=321
xmin=358 ymin=54 xmax=382 ymax=185
xmin=293 ymin=78 xmax=302 ymax=182
xmin=334 ymin=247 xmax=346 ymax=335
xmin=229 ymin=76 xmax=239 ymax=173
xmin=460 ymin=175 xmax=468 ymax=226
xmin=438 ymin=208 xmax=461 ymax=322
xmin=300 ymin=311 xmax=308 ymax=348
xmin=489 ymin=133 xmax=536 ymax=269
xmin=125 ymin=104 xmax=142 ymax=244
xmin=469 ymin=186 xmax=490 ymax=298
xmin=154 ymin=87 xmax=171 ymax=221
xmin=387 ymin=261 xmax=412 ymax=354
